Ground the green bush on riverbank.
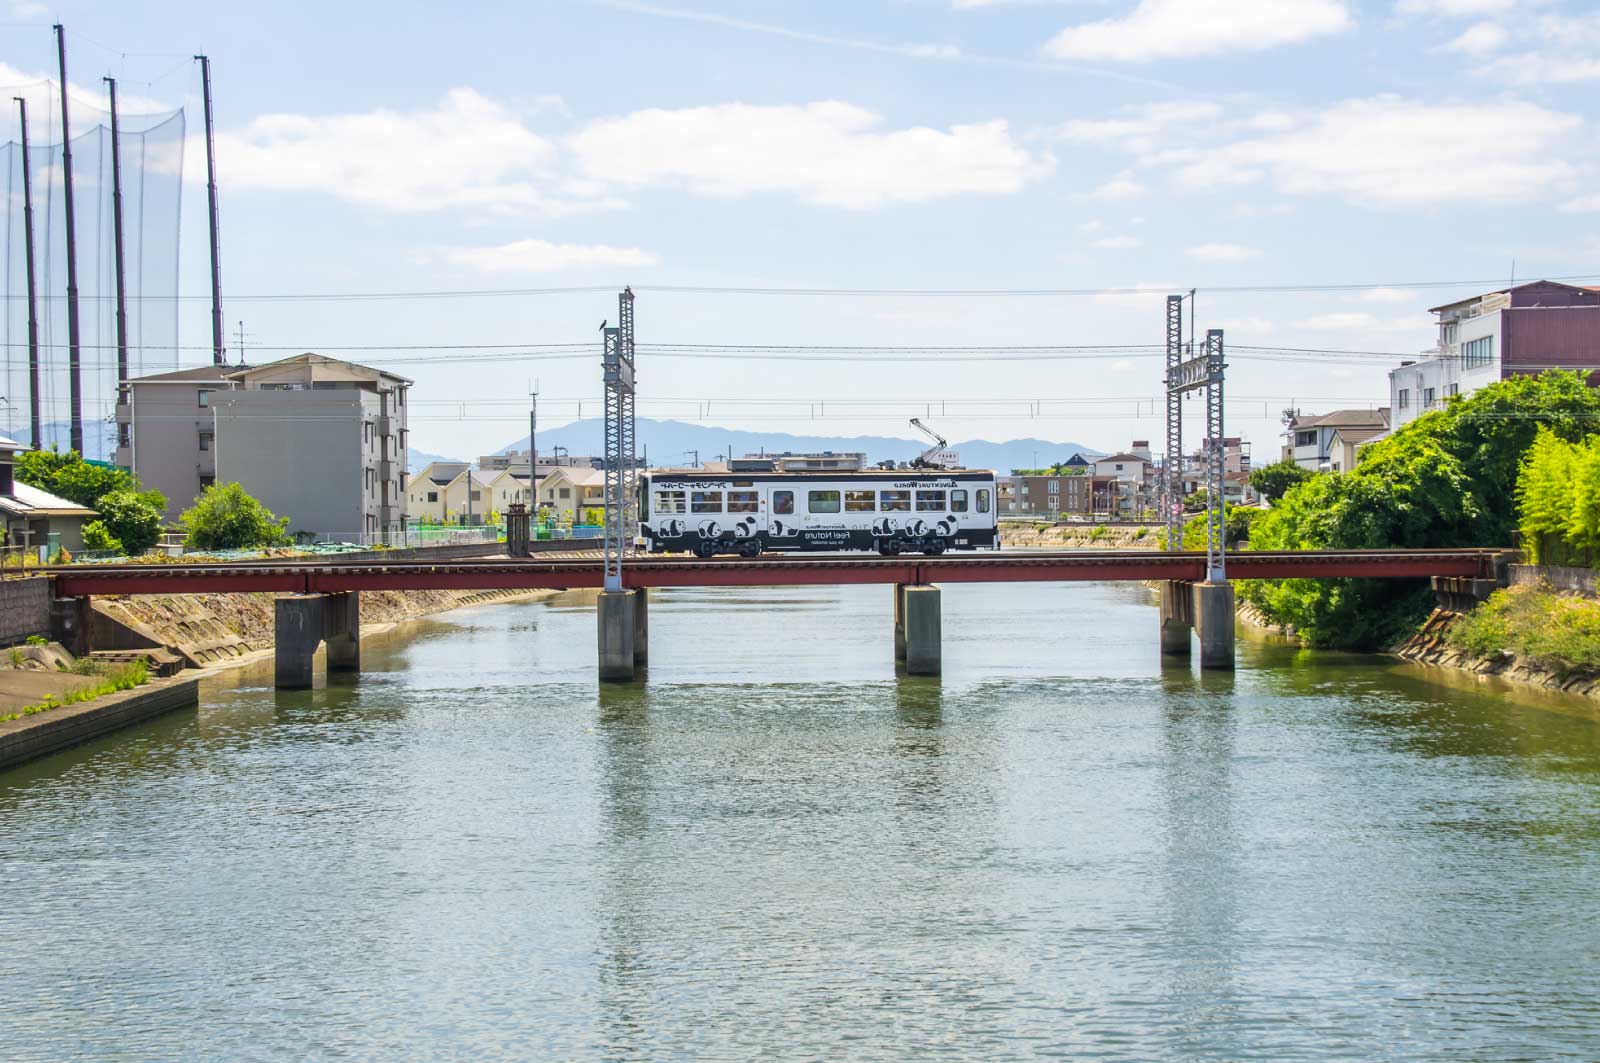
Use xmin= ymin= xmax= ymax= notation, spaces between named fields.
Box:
xmin=1448 ymin=585 xmax=1600 ymax=673
xmin=1243 ymin=372 xmax=1600 ymax=649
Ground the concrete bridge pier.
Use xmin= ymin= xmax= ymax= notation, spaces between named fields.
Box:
xmin=1192 ymin=581 xmax=1235 ymax=671
xmin=1159 ymin=580 xmax=1193 ymax=658
xmin=892 ymin=584 xmax=907 ymax=664
xmin=275 ymin=592 xmax=360 ymax=689
xmin=901 ymin=584 xmax=942 ymax=676
xmin=633 ymin=589 xmax=649 ymax=667
xmin=598 ymin=590 xmax=637 ymax=682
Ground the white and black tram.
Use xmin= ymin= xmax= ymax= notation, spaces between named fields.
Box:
xmin=636 ymin=469 xmax=1000 ymax=557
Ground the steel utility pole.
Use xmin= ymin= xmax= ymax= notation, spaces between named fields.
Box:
xmin=105 ymin=78 xmax=130 ymax=419
xmin=55 ymin=25 xmax=83 ymax=454
xmin=14 ymin=97 xmax=41 ymax=450
xmin=1164 ymin=295 xmax=1184 ymax=550
xmin=195 ymin=54 xmax=225 ymax=366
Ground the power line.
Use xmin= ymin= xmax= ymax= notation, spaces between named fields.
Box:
xmin=7 ymin=273 xmax=1600 ymax=303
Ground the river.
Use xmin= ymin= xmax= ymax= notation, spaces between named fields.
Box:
xmin=3 ymin=582 xmax=1599 ymax=1061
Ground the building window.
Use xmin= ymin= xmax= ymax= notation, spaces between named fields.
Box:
xmin=691 ymin=490 xmax=724 ymax=513
xmin=807 ymin=490 xmax=841 ymax=514
xmin=1450 ymin=383 xmax=1460 ymax=396
xmin=878 ymin=490 xmax=910 ymax=512
xmin=197 ymin=389 xmax=212 ymax=408
xmin=977 ymin=489 xmax=991 ymax=513
xmin=1463 ymin=336 xmax=1493 ymax=369
xmin=559 ymin=487 xmax=571 ymax=499
xmin=916 ymin=490 xmax=947 ymax=511
xmin=656 ymin=490 xmax=686 ymax=514
xmin=469 ymin=490 xmax=480 ymax=502
xmin=951 ymin=489 xmax=969 ymax=513
xmin=1424 ymin=387 xmax=1436 ymax=409
xmin=199 ymin=474 xmax=215 ymax=490
xmin=1047 ymin=481 xmax=1059 ymax=495
xmin=198 ymin=431 xmax=212 ymax=452
xmin=427 ymin=491 xmax=438 ymax=503
xmin=1295 ymin=430 xmax=1317 ymax=447
xmin=844 ymin=490 xmax=876 ymax=512
xmin=1114 ymin=463 xmax=1124 ymax=471
xmin=1398 ymin=389 xmax=1410 ymax=410
xmin=727 ymin=490 xmax=759 ymax=513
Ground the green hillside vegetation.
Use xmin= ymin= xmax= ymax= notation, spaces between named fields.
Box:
xmin=1242 ymin=372 xmax=1600 ymax=648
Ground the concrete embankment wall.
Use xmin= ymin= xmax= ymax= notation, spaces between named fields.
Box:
xmin=0 ymin=674 xmax=201 ymax=771
xmin=0 ymin=578 xmax=52 ymax=646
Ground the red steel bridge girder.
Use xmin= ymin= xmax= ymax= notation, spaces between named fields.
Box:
xmin=45 ymin=550 xmax=1505 ymax=597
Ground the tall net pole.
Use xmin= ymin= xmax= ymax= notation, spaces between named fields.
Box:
xmin=55 ymin=25 xmax=84 ymax=454
xmin=14 ymin=97 xmax=42 ymax=450
xmin=1204 ymin=329 xmax=1226 ymax=582
xmin=105 ymin=79 xmax=130 ymax=423
xmin=196 ymin=55 xmax=225 ymax=366
xmin=1164 ymin=295 xmax=1184 ymax=550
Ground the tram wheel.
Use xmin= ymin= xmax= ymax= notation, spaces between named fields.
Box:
xmin=694 ymin=541 xmax=716 ymax=559
xmin=923 ymin=539 xmax=946 ymax=556
xmin=739 ymin=540 xmax=762 ymax=558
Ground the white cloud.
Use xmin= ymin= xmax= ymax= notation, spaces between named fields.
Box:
xmin=1358 ymin=287 xmax=1417 ymax=304
xmin=1561 ymin=194 xmax=1600 ymax=213
xmin=0 ymin=62 xmax=171 ymax=129
xmin=1186 ymin=242 xmax=1259 ymax=262
xmin=433 ymin=238 xmax=658 ymax=273
xmin=1090 ymin=171 xmax=1145 ymax=200
xmin=1299 ymin=311 xmax=1379 ymax=329
xmin=216 ymin=88 xmax=616 ymax=215
xmin=1092 ymin=235 xmax=1143 ymax=249
xmin=570 ymin=101 xmax=1050 ymax=209
xmin=1441 ymin=21 xmax=1508 ymax=54
xmin=1175 ymin=96 xmax=1580 ymax=207
xmin=1397 ymin=0 xmax=1506 ymax=14
xmin=1043 ymin=0 xmax=1352 ymax=61
xmin=1051 ymin=101 xmax=1223 ymax=150
xmin=9 ymin=1 xmax=47 ymax=17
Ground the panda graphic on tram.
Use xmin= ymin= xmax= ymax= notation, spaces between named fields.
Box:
xmin=636 ymin=470 xmax=999 ymax=558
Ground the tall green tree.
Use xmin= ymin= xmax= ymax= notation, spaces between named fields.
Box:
xmin=180 ymin=483 xmax=291 ymax=551
xmin=14 ymin=449 xmax=167 ymax=556
xmin=1247 ymin=458 xmax=1315 ymax=503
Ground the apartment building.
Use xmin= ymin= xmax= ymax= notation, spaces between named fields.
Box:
xmin=1389 ymin=280 xmax=1600 ymax=429
xmin=211 ymin=354 xmax=411 ymax=542
xmin=116 ymin=364 xmax=241 ymax=520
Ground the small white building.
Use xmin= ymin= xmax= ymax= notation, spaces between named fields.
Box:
xmin=406 ymin=463 xmax=492 ymax=525
xmin=1094 ymin=452 xmax=1150 ymax=482
xmin=1281 ymin=409 xmax=1391 ymax=471
xmin=536 ymin=466 xmax=607 ymax=524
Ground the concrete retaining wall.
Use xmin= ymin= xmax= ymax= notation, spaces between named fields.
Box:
xmin=1509 ymin=563 xmax=1597 ymax=595
xmin=0 ymin=674 xmax=200 ymax=771
xmin=0 ymin=577 xmax=52 ymax=646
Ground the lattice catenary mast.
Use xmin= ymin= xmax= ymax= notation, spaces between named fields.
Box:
xmin=1165 ymin=316 xmax=1227 ymax=582
xmin=602 ymin=288 xmax=638 ymax=592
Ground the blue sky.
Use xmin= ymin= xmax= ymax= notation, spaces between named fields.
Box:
xmin=3 ymin=0 xmax=1598 ymax=460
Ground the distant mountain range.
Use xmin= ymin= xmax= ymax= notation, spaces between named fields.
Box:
xmin=493 ymin=418 xmax=1102 ymax=474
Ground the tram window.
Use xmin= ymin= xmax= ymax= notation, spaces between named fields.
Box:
xmin=916 ymin=490 xmax=947 ymax=511
xmin=844 ymin=490 xmax=876 ymax=512
xmin=977 ymin=489 xmax=991 ymax=513
xmin=691 ymin=490 xmax=724 ymax=513
xmin=773 ymin=491 xmax=794 ymax=515
xmin=656 ymin=490 xmax=686 ymax=514
xmin=951 ymin=489 xmax=968 ymax=513
xmin=808 ymin=490 xmax=841 ymax=514
xmin=879 ymin=490 xmax=910 ymax=512
xmin=728 ymin=490 xmax=759 ymax=513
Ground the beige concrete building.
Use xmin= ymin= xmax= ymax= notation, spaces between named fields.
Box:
xmin=407 ymin=463 xmax=493 ymax=524
xmin=116 ymin=364 xmax=237 ymax=520
xmin=536 ymin=466 xmax=606 ymax=523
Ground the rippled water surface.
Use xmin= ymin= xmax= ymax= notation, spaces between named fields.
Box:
xmin=4 ymin=582 xmax=1600 ymax=1061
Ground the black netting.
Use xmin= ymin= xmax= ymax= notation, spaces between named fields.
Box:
xmin=4 ymin=84 xmax=184 ymax=454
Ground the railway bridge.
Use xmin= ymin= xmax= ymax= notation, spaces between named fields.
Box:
xmin=43 ymin=548 xmax=1509 ymax=686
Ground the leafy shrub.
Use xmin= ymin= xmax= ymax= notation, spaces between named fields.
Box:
xmin=1449 ymin=585 xmax=1600 ymax=673
xmin=94 ymin=489 xmax=164 ymax=554
xmin=81 ymin=520 xmax=124 ymax=553
xmin=179 ymin=483 xmax=291 ymax=551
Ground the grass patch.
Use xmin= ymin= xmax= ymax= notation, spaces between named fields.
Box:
xmin=0 ymin=660 xmax=149 ymax=723
xmin=1447 ymin=584 xmax=1600 ymax=673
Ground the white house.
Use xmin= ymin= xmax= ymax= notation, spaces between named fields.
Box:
xmin=1094 ymin=452 xmax=1150 ymax=482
